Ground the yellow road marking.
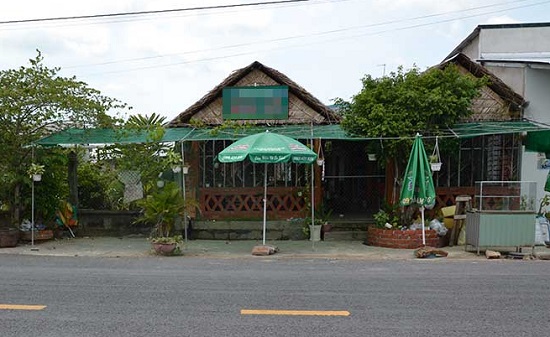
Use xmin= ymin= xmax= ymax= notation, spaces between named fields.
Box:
xmin=0 ymin=304 xmax=46 ymax=311
xmin=241 ymin=309 xmax=350 ymax=316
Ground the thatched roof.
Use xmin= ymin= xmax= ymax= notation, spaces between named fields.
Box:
xmin=437 ymin=53 xmax=525 ymax=110
xmin=168 ymin=61 xmax=340 ymax=127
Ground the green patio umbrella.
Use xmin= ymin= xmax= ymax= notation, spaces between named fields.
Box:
xmin=545 ymin=171 xmax=550 ymax=193
xmin=399 ymin=133 xmax=436 ymax=246
xmin=218 ymin=131 xmax=317 ymax=245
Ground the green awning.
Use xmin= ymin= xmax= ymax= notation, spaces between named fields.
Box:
xmin=524 ymin=130 xmax=550 ymax=156
xmin=33 ymin=121 xmax=549 ymax=146
xmin=34 ymin=127 xmax=195 ymax=146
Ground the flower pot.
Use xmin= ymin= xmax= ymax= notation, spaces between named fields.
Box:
xmin=367 ymin=153 xmax=376 ymax=161
xmin=182 ymin=166 xmax=189 ymax=174
xmin=19 ymin=229 xmax=54 ymax=241
xmin=0 ymin=228 xmax=19 ymax=248
xmin=152 ymin=242 xmax=177 ymax=256
xmin=316 ymin=159 xmax=324 ymax=166
xmin=322 ymin=223 xmax=332 ymax=233
xmin=430 ymin=162 xmax=442 ymax=171
xmin=172 ymin=166 xmax=181 ymax=173
xmin=32 ymin=174 xmax=42 ymax=181
xmin=309 ymin=225 xmax=322 ymax=242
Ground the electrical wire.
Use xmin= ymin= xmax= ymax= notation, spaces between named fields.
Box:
xmin=62 ymin=0 xmax=539 ymax=70
xmin=78 ymin=0 xmax=550 ymax=76
xmin=0 ymin=0 xmax=310 ymax=25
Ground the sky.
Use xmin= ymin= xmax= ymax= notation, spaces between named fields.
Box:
xmin=1 ymin=0 xmax=550 ymax=122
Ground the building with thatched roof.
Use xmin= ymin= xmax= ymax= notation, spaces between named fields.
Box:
xmin=166 ymin=58 xmax=537 ymax=240
xmin=444 ymin=22 xmax=550 ymax=203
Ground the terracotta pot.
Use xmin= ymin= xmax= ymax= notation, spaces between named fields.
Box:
xmin=152 ymin=242 xmax=177 ymax=256
xmin=0 ymin=228 xmax=19 ymax=248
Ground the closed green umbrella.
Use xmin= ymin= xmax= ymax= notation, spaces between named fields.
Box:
xmin=218 ymin=131 xmax=317 ymax=244
xmin=399 ymin=134 xmax=436 ymax=246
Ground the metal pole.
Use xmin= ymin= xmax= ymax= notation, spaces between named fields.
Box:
xmin=311 ymin=124 xmax=315 ymax=249
xmin=263 ymin=164 xmax=267 ymax=245
xmin=311 ymin=161 xmax=315 ymax=249
xmin=421 ymin=206 xmax=426 ymax=246
xmin=30 ymin=146 xmax=38 ymax=251
xmin=31 ymin=178 xmax=35 ymax=248
xmin=181 ymin=142 xmax=187 ymax=243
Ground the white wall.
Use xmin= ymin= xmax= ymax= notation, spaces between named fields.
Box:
xmin=521 ymin=67 xmax=550 ymax=206
xmin=485 ymin=64 xmax=525 ymax=95
xmin=461 ymin=35 xmax=479 ymax=60
xmin=480 ymin=27 xmax=550 ymax=54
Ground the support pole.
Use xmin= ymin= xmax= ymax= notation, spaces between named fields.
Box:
xmin=31 ymin=178 xmax=35 ymax=249
xmin=263 ymin=163 xmax=267 ymax=245
xmin=311 ymin=124 xmax=315 ymax=249
xmin=181 ymin=142 xmax=187 ymax=243
xmin=421 ymin=206 xmax=426 ymax=246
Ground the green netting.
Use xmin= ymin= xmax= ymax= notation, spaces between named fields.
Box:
xmin=184 ymin=124 xmax=356 ymax=141
xmin=450 ymin=121 xmax=547 ymax=138
xmin=34 ymin=127 xmax=195 ymax=146
xmin=33 ymin=121 xmax=549 ymax=146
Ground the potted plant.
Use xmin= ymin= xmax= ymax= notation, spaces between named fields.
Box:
xmin=373 ymin=207 xmax=400 ymax=229
xmin=429 ymin=154 xmax=442 ymax=172
xmin=135 ymin=181 xmax=198 ymax=255
xmin=27 ymin=163 xmax=45 ymax=181
xmin=365 ymin=142 xmax=379 ymax=161
xmin=301 ymin=205 xmax=333 ymax=241
xmin=303 ymin=217 xmax=323 ymax=241
xmin=166 ymin=150 xmax=182 ymax=173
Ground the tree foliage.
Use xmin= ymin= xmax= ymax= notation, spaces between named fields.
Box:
xmin=112 ymin=113 xmax=175 ymax=186
xmin=0 ymin=51 xmax=128 ymax=224
xmin=338 ymin=64 xmax=486 ymax=163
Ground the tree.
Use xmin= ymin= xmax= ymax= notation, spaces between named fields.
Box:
xmin=337 ymin=64 xmax=486 ymax=200
xmin=0 ymin=51 xmax=128 ymax=224
xmin=113 ymin=113 xmax=174 ymax=186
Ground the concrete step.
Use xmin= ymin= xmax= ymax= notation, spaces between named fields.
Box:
xmin=323 ymin=230 xmax=366 ymax=241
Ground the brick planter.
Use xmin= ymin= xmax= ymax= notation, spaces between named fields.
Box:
xmin=366 ymin=228 xmax=439 ymax=249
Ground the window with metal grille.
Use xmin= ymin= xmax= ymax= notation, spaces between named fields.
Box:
xmin=434 ymin=134 xmax=520 ymax=187
xmin=199 ymin=140 xmax=309 ymax=188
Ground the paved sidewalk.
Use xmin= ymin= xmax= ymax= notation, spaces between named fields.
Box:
xmin=0 ymin=235 xmax=503 ymax=260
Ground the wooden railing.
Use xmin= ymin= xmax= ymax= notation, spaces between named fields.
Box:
xmin=200 ymin=187 xmax=307 ymax=220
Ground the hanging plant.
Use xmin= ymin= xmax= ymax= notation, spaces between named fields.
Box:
xmin=430 ymin=137 xmax=442 ymax=172
xmin=27 ymin=163 xmax=45 ymax=181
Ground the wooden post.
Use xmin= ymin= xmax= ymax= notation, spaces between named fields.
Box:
xmin=68 ymin=151 xmax=78 ymax=207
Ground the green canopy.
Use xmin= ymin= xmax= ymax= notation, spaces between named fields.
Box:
xmin=524 ymin=130 xmax=550 ymax=157
xmin=33 ymin=121 xmax=549 ymax=146
xmin=34 ymin=127 xmax=195 ymax=146
xmin=399 ymin=134 xmax=436 ymax=246
xmin=218 ymin=131 xmax=317 ymax=245
xmin=218 ymin=131 xmax=317 ymax=164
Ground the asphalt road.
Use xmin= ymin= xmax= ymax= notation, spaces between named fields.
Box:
xmin=1 ymin=255 xmax=549 ymax=337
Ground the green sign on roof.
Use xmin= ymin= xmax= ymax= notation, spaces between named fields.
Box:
xmin=222 ymin=86 xmax=289 ymax=120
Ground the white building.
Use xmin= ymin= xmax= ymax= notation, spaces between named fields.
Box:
xmin=446 ymin=22 xmax=550 ymax=204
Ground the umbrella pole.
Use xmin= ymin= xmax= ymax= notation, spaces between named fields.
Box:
xmin=421 ymin=206 xmax=426 ymax=246
xmin=263 ymin=163 xmax=267 ymax=246
xmin=311 ymin=161 xmax=315 ymax=249
xmin=181 ymin=142 xmax=187 ymax=244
